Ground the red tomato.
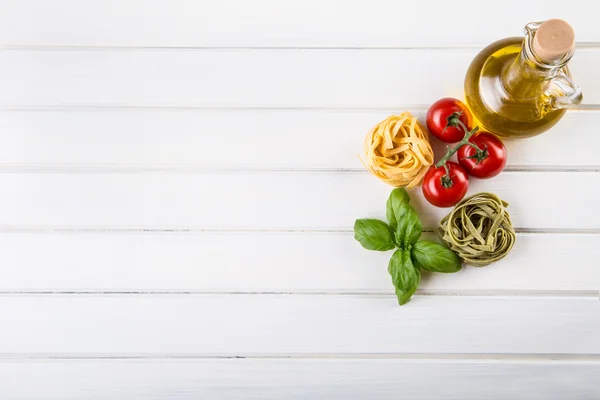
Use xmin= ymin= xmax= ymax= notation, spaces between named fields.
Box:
xmin=426 ymin=98 xmax=473 ymax=143
xmin=458 ymin=132 xmax=507 ymax=179
xmin=422 ymin=162 xmax=469 ymax=208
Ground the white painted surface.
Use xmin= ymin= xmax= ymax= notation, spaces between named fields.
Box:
xmin=0 ymin=109 xmax=598 ymax=168
xmin=1 ymin=49 xmax=599 ymax=107
xmin=1 ymin=359 xmax=599 ymax=400
xmin=0 ymin=0 xmax=598 ymax=47
xmin=0 ymin=232 xmax=598 ymax=292
xmin=0 ymin=0 xmax=598 ymax=398
xmin=0 ymin=295 xmax=598 ymax=355
xmin=0 ymin=172 xmax=597 ymax=229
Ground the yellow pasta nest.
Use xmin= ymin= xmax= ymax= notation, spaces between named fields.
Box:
xmin=362 ymin=112 xmax=434 ymax=188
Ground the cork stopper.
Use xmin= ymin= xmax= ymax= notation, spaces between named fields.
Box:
xmin=532 ymin=19 xmax=575 ymax=61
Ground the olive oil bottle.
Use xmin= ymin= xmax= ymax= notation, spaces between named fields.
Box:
xmin=465 ymin=19 xmax=582 ymax=138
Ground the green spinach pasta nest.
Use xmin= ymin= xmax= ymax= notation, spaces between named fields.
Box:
xmin=436 ymin=192 xmax=516 ymax=267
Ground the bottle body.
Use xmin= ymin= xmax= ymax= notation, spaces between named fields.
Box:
xmin=465 ymin=21 xmax=582 ymax=139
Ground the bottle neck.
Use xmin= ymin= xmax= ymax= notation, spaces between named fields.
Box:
xmin=501 ymin=26 xmax=570 ymax=101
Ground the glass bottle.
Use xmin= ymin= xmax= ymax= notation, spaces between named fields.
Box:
xmin=464 ymin=19 xmax=582 ymax=138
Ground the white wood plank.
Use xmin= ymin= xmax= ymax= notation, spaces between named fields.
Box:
xmin=0 ymin=109 xmax=597 ymax=168
xmin=0 ymin=0 xmax=597 ymax=47
xmin=0 ymin=232 xmax=597 ymax=292
xmin=0 ymin=359 xmax=598 ymax=400
xmin=0 ymin=49 xmax=597 ymax=107
xmin=0 ymin=295 xmax=598 ymax=354
xmin=0 ymin=172 xmax=596 ymax=229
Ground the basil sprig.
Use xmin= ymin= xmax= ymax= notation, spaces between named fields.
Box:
xmin=354 ymin=188 xmax=461 ymax=305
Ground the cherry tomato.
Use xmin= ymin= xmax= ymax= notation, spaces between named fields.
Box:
xmin=422 ymin=162 xmax=469 ymax=208
xmin=426 ymin=98 xmax=473 ymax=143
xmin=458 ymin=132 xmax=507 ymax=179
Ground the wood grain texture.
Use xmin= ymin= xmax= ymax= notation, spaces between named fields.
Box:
xmin=0 ymin=1 xmax=598 ymax=396
xmin=0 ymin=0 xmax=597 ymax=47
xmin=0 ymin=172 xmax=596 ymax=229
xmin=0 ymin=295 xmax=598 ymax=355
xmin=0 ymin=359 xmax=599 ymax=400
xmin=0 ymin=49 xmax=597 ymax=107
xmin=0 ymin=232 xmax=597 ymax=292
xmin=0 ymin=109 xmax=598 ymax=169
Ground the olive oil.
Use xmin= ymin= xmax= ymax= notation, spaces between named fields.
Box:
xmin=465 ymin=20 xmax=582 ymax=138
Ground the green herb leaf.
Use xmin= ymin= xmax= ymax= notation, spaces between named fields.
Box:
xmin=386 ymin=188 xmax=411 ymax=231
xmin=388 ymin=249 xmax=420 ymax=306
xmin=411 ymin=240 xmax=462 ymax=273
xmin=385 ymin=189 xmax=421 ymax=247
xmin=395 ymin=272 xmax=420 ymax=306
xmin=395 ymin=203 xmax=422 ymax=247
xmin=354 ymin=219 xmax=396 ymax=251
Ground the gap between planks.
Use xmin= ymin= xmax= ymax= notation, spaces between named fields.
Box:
xmin=0 ymin=227 xmax=597 ymax=235
xmin=1 ymin=105 xmax=600 ymax=111
xmin=0 ymin=353 xmax=598 ymax=362
xmin=1 ymin=43 xmax=600 ymax=51
xmin=0 ymin=164 xmax=597 ymax=173
xmin=0 ymin=290 xmax=596 ymax=299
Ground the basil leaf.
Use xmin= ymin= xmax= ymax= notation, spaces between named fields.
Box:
xmin=354 ymin=219 xmax=396 ymax=251
xmin=388 ymin=249 xmax=420 ymax=294
xmin=395 ymin=270 xmax=421 ymax=306
xmin=395 ymin=203 xmax=422 ymax=247
xmin=412 ymin=240 xmax=462 ymax=273
xmin=384 ymin=189 xmax=421 ymax=247
xmin=386 ymin=188 xmax=411 ymax=231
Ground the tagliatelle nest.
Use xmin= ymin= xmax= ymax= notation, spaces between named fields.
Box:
xmin=362 ymin=112 xmax=434 ymax=188
xmin=437 ymin=192 xmax=516 ymax=267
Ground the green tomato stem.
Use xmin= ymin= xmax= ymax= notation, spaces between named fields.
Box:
xmin=434 ymin=119 xmax=483 ymax=169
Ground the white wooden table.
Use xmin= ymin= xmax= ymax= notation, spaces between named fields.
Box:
xmin=0 ymin=1 xmax=598 ymax=398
